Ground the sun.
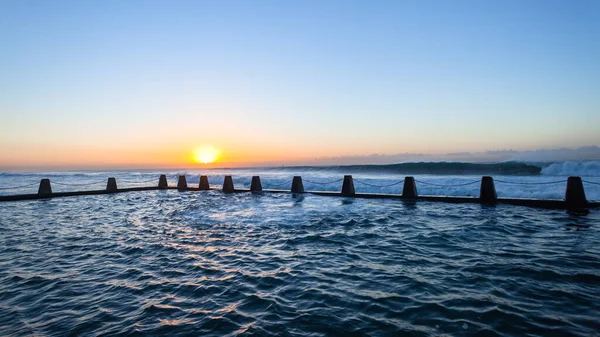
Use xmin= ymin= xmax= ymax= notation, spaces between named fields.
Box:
xmin=193 ymin=145 xmax=220 ymax=164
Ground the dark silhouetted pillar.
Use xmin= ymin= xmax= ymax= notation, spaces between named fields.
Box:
xmin=38 ymin=179 xmax=52 ymax=196
xmin=223 ymin=176 xmax=234 ymax=193
xmin=291 ymin=176 xmax=304 ymax=193
xmin=401 ymin=177 xmax=417 ymax=198
xmin=177 ymin=175 xmax=187 ymax=190
xmin=565 ymin=176 xmax=587 ymax=210
xmin=106 ymin=177 xmax=117 ymax=192
xmin=479 ymin=176 xmax=497 ymax=204
xmin=199 ymin=175 xmax=210 ymax=190
xmin=250 ymin=176 xmax=262 ymax=192
xmin=341 ymin=175 xmax=355 ymax=196
xmin=158 ymin=175 xmax=168 ymax=189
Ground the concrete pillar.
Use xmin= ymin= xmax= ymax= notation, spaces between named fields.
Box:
xmin=106 ymin=177 xmax=117 ymax=192
xmin=177 ymin=175 xmax=187 ymax=190
xmin=38 ymin=179 xmax=52 ymax=195
xmin=479 ymin=176 xmax=497 ymax=204
xmin=223 ymin=175 xmax=234 ymax=193
xmin=401 ymin=177 xmax=417 ymax=198
xmin=291 ymin=176 xmax=304 ymax=193
xmin=158 ymin=175 xmax=168 ymax=189
xmin=250 ymin=176 xmax=262 ymax=192
xmin=199 ymin=175 xmax=210 ymax=190
xmin=341 ymin=175 xmax=355 ymax=196
xmin=292 ymin=176 xmax=304 ymax=193
xmin=565 ymin=176 xmax=587 ymax=210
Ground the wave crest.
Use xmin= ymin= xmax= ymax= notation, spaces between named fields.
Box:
xmin=541 ymin=161 xmax=600 ymax=177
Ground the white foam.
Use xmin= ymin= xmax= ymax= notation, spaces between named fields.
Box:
xmin=541 ymin=161 xmax=600 ymax=177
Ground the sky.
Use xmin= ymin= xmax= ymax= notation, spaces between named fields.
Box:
xmin=1 ymin=0 xmax=599 ymax=169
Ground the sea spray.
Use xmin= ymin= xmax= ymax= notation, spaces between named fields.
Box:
xmin=541 ymin=161 xmax=600 ymax=177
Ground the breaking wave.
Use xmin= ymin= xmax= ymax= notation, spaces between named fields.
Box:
xmin=541 ymin=161 xmax=600 ymax=177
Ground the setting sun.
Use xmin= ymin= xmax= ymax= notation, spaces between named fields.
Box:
xmin=193 ymin=145 xmax=220 ymax=164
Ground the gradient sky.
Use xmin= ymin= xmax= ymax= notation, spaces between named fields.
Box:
xmin=1 ymin=0 xmax=599 ymax=169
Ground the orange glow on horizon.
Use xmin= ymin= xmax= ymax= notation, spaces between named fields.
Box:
xmin=0 ymin=137 xmax=506 ymax=170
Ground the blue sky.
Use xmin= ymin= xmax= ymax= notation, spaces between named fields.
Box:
xmin=1 ymin=0 xmax=599 ymax=168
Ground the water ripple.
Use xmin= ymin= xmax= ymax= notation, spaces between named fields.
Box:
xmin=0 ymin=190 xmax=599 ymax=336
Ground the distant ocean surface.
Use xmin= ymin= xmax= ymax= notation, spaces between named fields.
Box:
xmin=1 ymin=160 xmax=600 ymax=200
xmin=1 ymin=161 xmax=600 ymax=336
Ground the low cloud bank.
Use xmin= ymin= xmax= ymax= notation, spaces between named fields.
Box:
xmin=303 ymin=146 xmax=600 ymax=166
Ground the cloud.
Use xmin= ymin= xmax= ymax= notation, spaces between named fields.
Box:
xmin=298 ymin=146 xmax=600 ymax=166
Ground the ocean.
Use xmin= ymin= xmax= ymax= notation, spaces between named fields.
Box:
xmin=1 ymin=161 xmax=599 ymax=336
